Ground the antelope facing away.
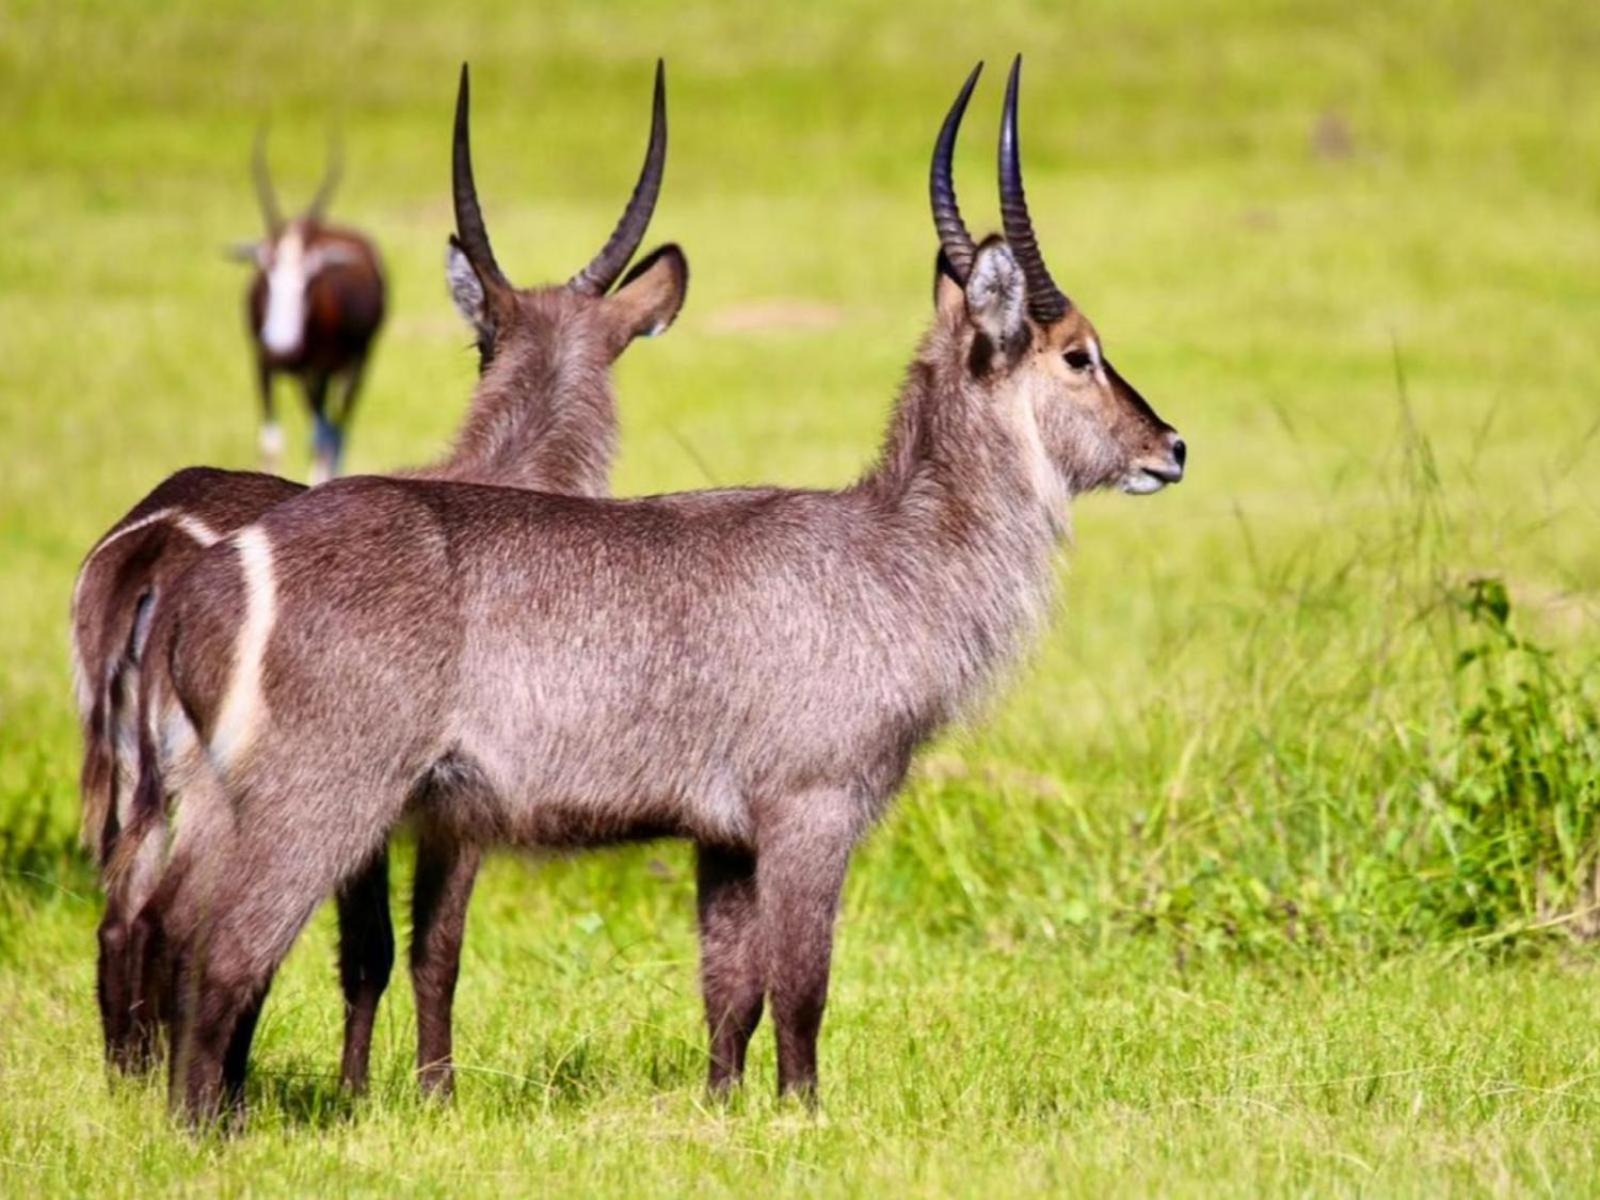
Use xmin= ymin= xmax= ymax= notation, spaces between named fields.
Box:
xmin=79 ymin=62 xmax=686 ymax=1094
xmin=128 ymin=56 xmax=1184 ymax=1123
xmin=231 ymin=132 xmax=386 ymax=483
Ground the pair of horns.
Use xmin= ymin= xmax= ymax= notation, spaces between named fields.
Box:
xmin=253 ymin=129 xmax=341 ymax=234
xmin=931 ymin=56 xmax=1069 ymax=324
xmin=453 ymin=60 xmax=667 ymax=298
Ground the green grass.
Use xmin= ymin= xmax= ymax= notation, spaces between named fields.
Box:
xmin=3 ymin=0 xmax=1600 ymax=1193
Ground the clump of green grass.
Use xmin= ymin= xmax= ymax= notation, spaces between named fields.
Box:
xmin=1423 ymin=575 xmax=1600 ymax=938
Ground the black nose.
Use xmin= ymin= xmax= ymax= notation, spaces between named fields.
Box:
xmin=1171 ymin=437 xmax=1187 ymax=470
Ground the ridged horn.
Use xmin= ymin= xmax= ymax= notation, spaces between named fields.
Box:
xmin=452 ymin=64 xmax=510 ymax=291
xmin=931 ymin=62 xmax=982 ymax=283
xmin=999 ymin=55 xmax=1069 ymax=323
xmin=568 ymin=59 xmax=668 ymax=296
xmin=252 ymin=126 xmax=283 ymax=235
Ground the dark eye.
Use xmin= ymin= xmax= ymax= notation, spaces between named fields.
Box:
xmin=1064 ymin=349 xmax=1093 ymax=372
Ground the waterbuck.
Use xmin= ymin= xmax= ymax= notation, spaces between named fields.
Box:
xmin=231 ymin=131 xmax=386 ymax=483
xmin=78 ymin=62 xmax=686 ymax=1092
xmin=130 ymin=57 xmax=1185 ymax=1123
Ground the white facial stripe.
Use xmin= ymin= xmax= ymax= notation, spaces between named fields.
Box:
xmin=210 ymin=525 xmax=276 ymax=769
xmin=261 ymin=230 xmax=308 ymax=356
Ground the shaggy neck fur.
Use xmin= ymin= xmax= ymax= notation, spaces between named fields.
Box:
xmin=852 ymin=317 xmax=1069 ymax=734
xmin=433 ymin=310 xmax=617 ymax=498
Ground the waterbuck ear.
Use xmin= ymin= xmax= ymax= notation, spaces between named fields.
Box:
xmin=933 ymin=249 xmax=965 ymax=318
xmin=964 ymin=239 xmax=1026 ymax=354
xmin=445 ymin=235 xmax=492 ymax=338
xmin=226 ymin=241 xmax=265 ymax=267
xmin=604 ymin=243 xmax=688 ymax=343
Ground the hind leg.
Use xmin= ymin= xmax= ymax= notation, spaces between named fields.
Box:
xmin=410 ymin=824 xmax=481 ymax=1098
xmin=168 ymin=928 xmax=271 ymax=1127
xmin=99 ymin=808 xmax=173 ymax=1074
xmin=98 ymin=903 xmax=159 ymax=1075
xmin=163 ymin=822 xmax=396 ymax=1124
xmin=167 ymin=875 xmax=323 ymax=1127
xmin=336 ymin=846 xmax=394 ymax=1093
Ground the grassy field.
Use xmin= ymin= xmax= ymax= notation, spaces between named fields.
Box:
xmin=3 ymin=0 xmax=1600 ymax=1193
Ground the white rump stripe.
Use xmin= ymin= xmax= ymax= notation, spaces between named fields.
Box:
xmin=173 ymin=513 xmax=220 ymax=548
xmin=211 ymin=525 xmax=277 ymax=768
xmin=72 ymin=506 xmax=220 ymax=614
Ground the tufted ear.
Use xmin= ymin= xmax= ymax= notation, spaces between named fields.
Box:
xmin=226 ymin=240 xmax=267 ymax=267
xmin=963 ymin=239 xmax=1026 ymax=354
xmin=933 ymin=249 xmax=965 ymax=317
xmin=602 ymin=243 xmax=688 ymax=344
xmin=445 ymin=235 xmax=493 ymax=340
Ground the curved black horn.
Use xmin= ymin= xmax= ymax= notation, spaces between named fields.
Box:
xmin=568 ymin=59 xmax=667 ymax=296
xmin=999 ymin=55 xmax=1069 ymax=323
xmin=452 ymin=63 xmax=510 ymax=290
xmin=252 ymin=126 xmax=283 ymax=235
xmin=931 ymin=62 xmax=982 ymax=283
xmin=307 ymin=128 xmax=343 ymax=221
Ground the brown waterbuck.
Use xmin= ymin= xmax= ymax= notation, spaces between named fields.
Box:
xmin=231 ymin=131 xmax=386 ymax=483
xmin=128 ymin=56 xmax=1185 ymax=1123
xmin=79 ymin=62 xmax=686 ymax=1093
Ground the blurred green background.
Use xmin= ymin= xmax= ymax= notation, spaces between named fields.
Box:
xmin=2 ymin=1 xmax=1599 ymax=1194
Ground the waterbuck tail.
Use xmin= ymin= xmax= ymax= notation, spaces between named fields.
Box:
xmin=79 ymin=586 xmax=158 ymax=870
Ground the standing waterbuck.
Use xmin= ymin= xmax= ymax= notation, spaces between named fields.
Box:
xmin=81 ymin=62 xmax=686 ymax=1092
xmin=133 ymin=56 xmax=1184 ymax=1123
xmin=232 ymin=131 xmax=386 ymax=482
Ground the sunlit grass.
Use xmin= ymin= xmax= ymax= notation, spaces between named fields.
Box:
xmin=3 ymin=0 xmax=1599 ymax=1193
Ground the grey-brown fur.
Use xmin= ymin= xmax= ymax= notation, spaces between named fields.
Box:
xmin=82 ymin=62 xmax=686 ymax=1088
xmin=128 ymin=59 xmax=1185 ymax=1123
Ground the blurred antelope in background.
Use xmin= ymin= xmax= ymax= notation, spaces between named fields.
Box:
xmin=80 ymin=62 xmax=686 ymax=1092
xmin=231 ymin=132 xmax=386 ymax=483
xmin=121 ymin=56 xmax=1183 ymax=1124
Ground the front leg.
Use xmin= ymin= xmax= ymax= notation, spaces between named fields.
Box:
xmin=410 ymin=825 xmax=481 ymax=1098
xmin=301 ymin=371 xmax=336 ymax=485
xmin=696 ymin=844 xmax=765 ymax=1094
xmin=255 ymin=358 xmax=282 ymax=472
xmin=757 ymin=799 xmax=856 ymax=1102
